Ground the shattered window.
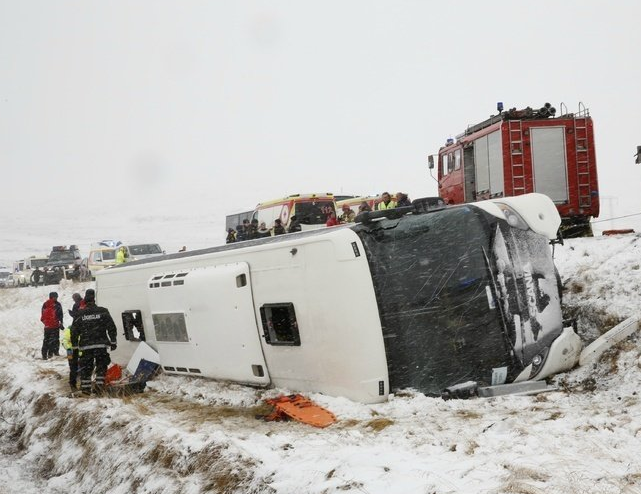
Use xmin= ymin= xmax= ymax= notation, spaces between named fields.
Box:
xmin=355 ymin=206 xmax=509 ymax=394
xmin=122 ymin=310 xmax=146 ymax=342
xmin=260 ymin=303 xmax=300 ymax=346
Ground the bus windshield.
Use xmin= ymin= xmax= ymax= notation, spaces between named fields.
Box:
xmin=296 ymin=200 xmax=335 ymax=225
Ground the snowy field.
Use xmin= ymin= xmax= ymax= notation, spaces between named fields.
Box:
xmin=1 ymin=233 xmax=640 ymax=494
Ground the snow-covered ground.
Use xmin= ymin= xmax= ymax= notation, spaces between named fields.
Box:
xmin=1 ymin=234 xmax=640 ymax=494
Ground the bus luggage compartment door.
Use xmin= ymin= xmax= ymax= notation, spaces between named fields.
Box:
xmin=147 ymin=262 xmax=270 ymax=385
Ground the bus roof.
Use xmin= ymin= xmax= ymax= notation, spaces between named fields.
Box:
xmin=255 ymin=193 xmax=335 ymax=208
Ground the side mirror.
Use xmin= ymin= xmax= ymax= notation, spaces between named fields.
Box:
xmin=428 ymin=155 xmax=435 ymax=169
xmin=636 ymin=145 xmax=641 ymax=164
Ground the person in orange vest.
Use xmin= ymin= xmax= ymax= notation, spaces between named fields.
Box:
xmin=40 ymin=292 xmax=64 ymax=360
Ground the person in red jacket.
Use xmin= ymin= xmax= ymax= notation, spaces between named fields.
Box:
xmin=326 ymin=211 xmax=340 ymax=227
xmin=41 ymin=292 xmax=64 ymax=360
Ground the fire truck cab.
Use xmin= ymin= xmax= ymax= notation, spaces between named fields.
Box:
xmin=432 ymin=102 xmax=599 ymax=237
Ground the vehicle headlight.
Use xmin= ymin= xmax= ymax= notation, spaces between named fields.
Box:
xmin=495 ymin=203 xmax=529 ymax=230
xmin=528 ymin=347 xmax=550 ymax=379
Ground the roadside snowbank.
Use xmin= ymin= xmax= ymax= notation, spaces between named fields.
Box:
xmin=0 ymin=234 xmax=640 ymax=494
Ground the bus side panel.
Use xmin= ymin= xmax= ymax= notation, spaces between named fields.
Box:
xmin=250 ymin=233 xmax=389 ymax=403
xmin=98 ymin=228 xmax=389 ymax=404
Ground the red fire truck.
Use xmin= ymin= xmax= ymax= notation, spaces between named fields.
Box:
xmin=431 ymin=102 xmax=599 ymax=236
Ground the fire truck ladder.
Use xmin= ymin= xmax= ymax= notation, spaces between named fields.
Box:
xmin=574 ymin=102 xmax=591 ymax=208
xmin=509 ymin=120 xmax=525 ymax=195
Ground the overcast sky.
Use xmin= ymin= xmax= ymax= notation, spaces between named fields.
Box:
xmin=1 ymin=1 xmax=641 ymax=258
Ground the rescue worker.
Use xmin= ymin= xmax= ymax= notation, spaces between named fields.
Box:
xmin=79 ymin=262 xmax=90 ymax=282
xmin=339 ymin=204 xmax=356 ymax=223
xmin=226 ymin=228 xmax=237 ymax=243
xmin=288 ymin=215 xmax=302 ymax=233
xmin=64 ymin=293 xmax=86 ymax=390
xmin=246 ymin=219 xmax=259 ymax=240
xmin=358 ymin=201 xmax=372 ymax=213
xmin=396 ymin=192 xmax=412 ymax=207
xmin=326 ymin=212 xmax=340 ymax=227
xmin=68 ymin=293 xmax=84 ymax=321
xmin=31 ymin=267 xmax=43 ymax=286
xmin=61 ymin=326 xmax=79 ymax=390
xmin=272 ymin=218 xmax=286 ymax=235
xmin=237 ymin=219 xmax=250 ymax=241
xmin=40 ymin=292 xmax=63 ymax=359
xmin=71 ymin=289 xmax=117 ymax=396
xmin=376 ymin=192 xmax=397 ymax=211
xmin=258 ymin=222 xmax=270 ymax=237
xmin=115 ymin=246 xmax=127 ymax=264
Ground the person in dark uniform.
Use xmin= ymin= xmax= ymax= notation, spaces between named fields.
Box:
xmin=288 ymin=215 xmax=302 ymax=233
xmin=272 ymin=218 xmax=286 ymax=235
xmin=70 ymin=289 xmax=117 ymax=395
xmin=63 ymin=293 xmax=86 ymax=391
xmin=31 ymin=267 xmax=43 ymax=286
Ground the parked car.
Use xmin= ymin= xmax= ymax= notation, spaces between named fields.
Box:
xmin=43 ymin=245 xmax=82 ymax=285
xmin=0 ymin=269 xmax=13 ymax=288
xmin=12 ymin=255 xmax=49 ymax=287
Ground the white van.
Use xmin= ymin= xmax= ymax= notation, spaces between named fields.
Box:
xmin=12 ymin=256 xmax=49 ymax=287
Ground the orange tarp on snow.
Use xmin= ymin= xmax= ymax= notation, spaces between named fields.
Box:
xmin=264 ymin=394 xmax=337 ymax=428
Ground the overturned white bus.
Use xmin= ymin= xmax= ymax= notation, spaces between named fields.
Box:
xmin=96 ymin=193 xmax=581 ymax=404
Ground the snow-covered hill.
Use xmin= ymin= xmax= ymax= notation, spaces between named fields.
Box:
xmin=1 ymin=234 xmax=640 ymax=494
